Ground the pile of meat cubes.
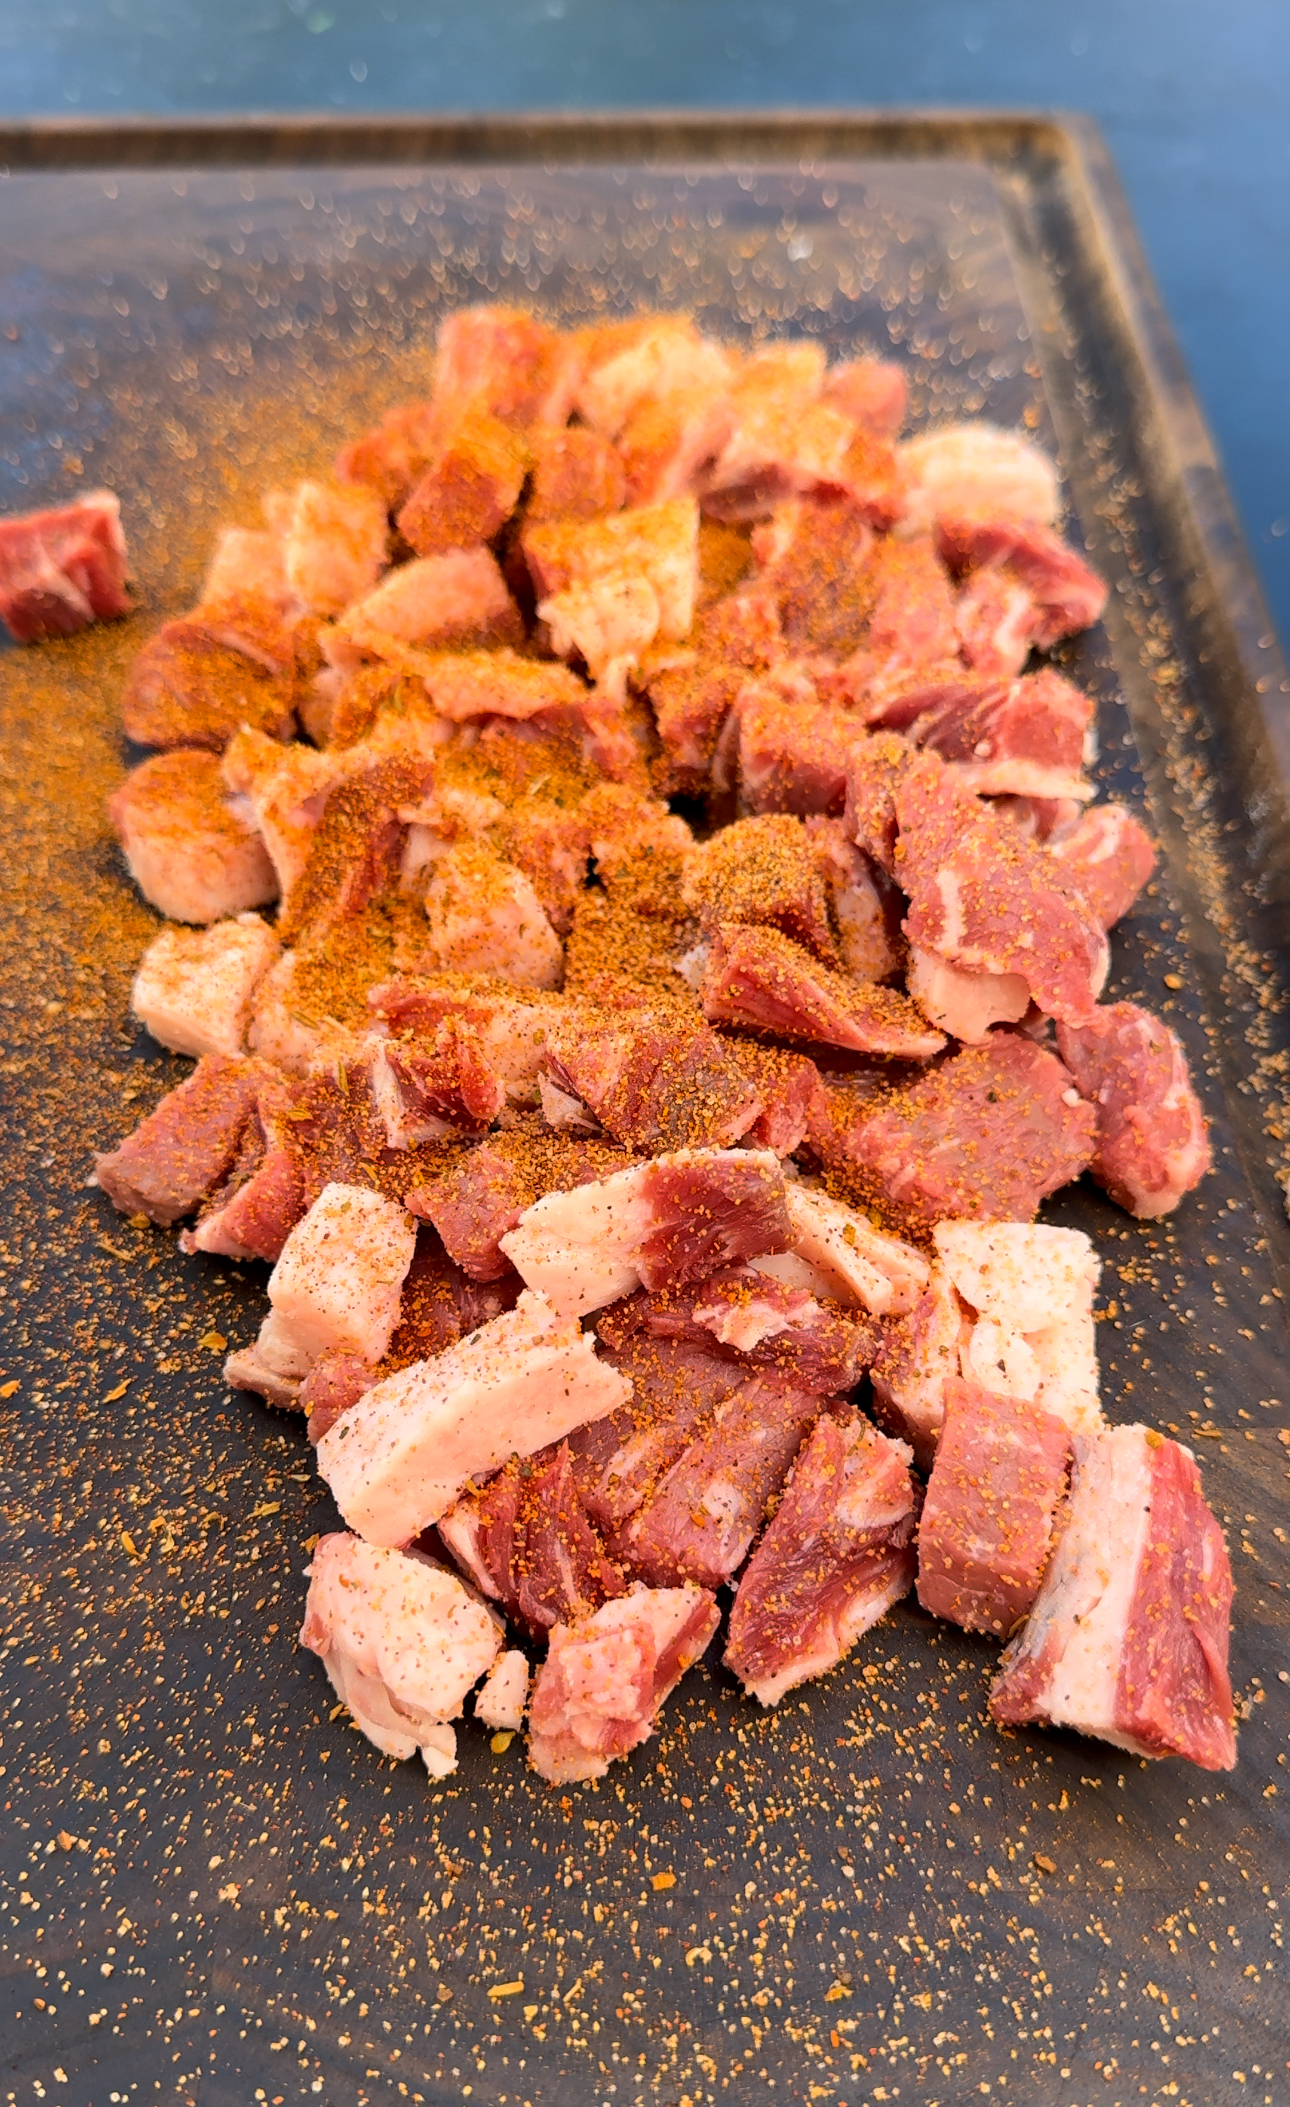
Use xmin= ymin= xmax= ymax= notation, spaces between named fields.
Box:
xmin=81 ymin=304 xmax=1232 ymax=1784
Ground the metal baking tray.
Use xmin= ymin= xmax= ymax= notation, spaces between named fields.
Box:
xmin=2 ymin=111 xmax=1288 ymax=2107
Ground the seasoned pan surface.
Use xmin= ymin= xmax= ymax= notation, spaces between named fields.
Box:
xmin=2 ymin=115 xmax=1289 ymax=2107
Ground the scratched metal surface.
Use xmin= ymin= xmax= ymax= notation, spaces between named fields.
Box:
xmin=1 ymin=117 xmax=1288 ymax=2107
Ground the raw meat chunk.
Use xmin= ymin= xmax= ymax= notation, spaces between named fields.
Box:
xmin=371 ymin=975 xmax=570 ymax=1096
xmin=280 ymin=753 xmax=436 ymax=946
xmin=821 ymin=1034 xmax=1097 ymax=1235
xmin=575 ymin=319 xmax=732 ymax=438
xmin=913 ymin=667 xmax=1095 ymax=800
xmin=683 ymin=813 xmax=839 ymax=964
xmin=335 ymin=398 xmax=443 ymax=510
xmin=779 ymin=1182 xmax=929 ymax=1318
xmin=397 ymin=408 xmax=529 ymax=557
xmin=989 ymin=1425 xmax=1236 ymax=1771
xmin=424 ymin=840 xmax=564 ymax=990
xmin=282 ymin=481 xmax=389 ymax=617
xmin=1056 ymin=1003 xmax=1211 ymax=1218
xmin=500 ymin=1149 xmax=790 ymax=1318
xmin=527 ymin=1584 xmax=720 ymax=1784
xmin=641 ymin=1265 xmax=877 ymax=1394
xmin=330 ymin=549 xmax=523 ymax=662
xmin=805 ymin=816 xmax=905 ymax=982
xmin=220 ymin=730 xmax=354 ymax=900
xmin=525 ymin=425 xmax=628 ymax=524
xmin=939 ymin=519 xmax=1109 ymax=649
xmin=934 ymin=1219 xmax=1103 ymax=1435
xmin=619 ymin=1372 xmax=821 ymax=1588
xmin=315 ymin=1290 xmax=629 ymax=1544
xmin=897 ymin=424 xmax=1060 ymax=534
xmin=300 ymin=1533 xmax=500 ymax=1771
xmin=368 ymin=1019 xmax=504 ymax=1145
xmin=1049 ymin=802 xmax=1157 ymax=929
xmin=265 ymin=1182 xmax=416 ymax=1369
xmin=94 ymin=1054 xmax=261 ymax=1226
xmin=953 ymin=568 xmax=1042 ymax=680
xmin=843 ymin=533 xmax=961 ymax=709
xmin=434 ymin=304 xmax=579 ymax=431
xmin=437 ymin=1441 xmax=624 ymax=1640
xmin=618 ymin=382 xmax=736 ymax=505
xmin=822 ymin=359 xmax=907 ymax=438
xmin=542 ymin=1010 xmax=763 ymax=1153
xmin=726 ymin=1414 xmax=919 ymax=1704
xmin=121 ymin=617 xmax=296 ymax=751
xmin=719 ymin=1039 xmax=826 ymax=1157
xmin=0 ymin=490 xmax=130 ymax=642
xmin=568 ymin=1330 xmax=747 ymax=1530
xmin=701 ymin=922 xmax=946 ymax=1059
xmin=475 ymin=1649 xmax=529 ymax=1732
xmin=916 ymin=1379 xmax=1072 ymax=1636
xmin=869 ymin=1267 xmax=968 ymax=1468
xmin=892 ymin=750 xmax=1109 ymax=1024
xmin=130 ymin=913 xmax=279 ymax=1059
xmin=734 ymin=684 xmax=863 ymax=819
xmin=539 ymin=571 xmax=659 ymax=685
xmin=184 ymin=1071 xmax=307 ymax=1265
xmin=708 ymin=351 xmax=898 ymax=519
xmin=406 ymin=1127 xmax=629 ymax=1281
xmin=417 ymin=647 xmax=587 ymax=723
xmin=905 ymin=949 xmax=1032 ymax=1044
xmin=524 ymin=497 xmax=699 ymax=643
xmin=300 ymin=1349 xmax=375 ymax=1445
xmin=754 ymin=493 xmax=877 ymax=656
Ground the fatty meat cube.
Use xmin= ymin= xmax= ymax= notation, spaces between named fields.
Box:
xmin=576 ymin=320 xmax=734 ymax=438
xmin=822 ymin=358 xmax=908 ymax=438
xmin=221 ymin=728 xmax=355 ymax=899
xmin=268 ymin=1182 xmax=416 ymax=1368
xmin=475 ymin=1649 xmax=529 ymax=1732
xmin=526 ymin=1584 xmax=720 ymax=1784
xmin=300 ymin=1533 xmax=501 ymax=1768
xmin=330 ymin=549 xmax=523 ymax=662
xmin=933 ymin=1221 xmax=1103 ymax=1436
xmin=905 ymin=948 xmax=1031 ymax=1044
xmin=988 ymin=1425 xmax=1236 ymax=1771
xmin=130 ymin=913 xmax=280 ymax=1059
xmin=499 ymin=1162 xmax=658 ymax=1316
xmin=108 ymin=750 xmax=278 ymax=926
xmin=201 ymin=525 xmax=293 ymax=613
xmin=396 ymin=407 xmax=529 ymax=558
xmin=525 ymin=423 xmax=628 ymax=525
xmin=424 ymin=840 xmax=564 ymax=990
xmin=524 ymin=497 xmax=699 ymax=642
xmin=897 ymin=423 xmax=1060 ymax=535
xmin=780 ymin=1183 xmax=930 ymax=1318
xmin=539 ymin=572 xmax=660 ymax=686
xmin=418 ymin=647 xmax=587 ymax=723
xmin=434 ymin=304 xmax=579 ymax=431
xmin=315 ymin=1290 xmax=630 ymax=1545
xmin=282 ymin=480 xmax=389 ymax=617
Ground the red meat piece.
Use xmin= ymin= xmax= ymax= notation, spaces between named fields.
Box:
xmin=369 ymin=1020 xmax=505 ymax=1147
xmin=685 ymin=812 xmax=840 ymax=964
xmin=635 ymin=1266 xmax=878 ymax=1395
xmin=439 ymin=1441 xmax=624 ymax=1641
xmin=913 ymin=666 xmax=1094 ymax=799
xmin=406 ymin=1130 xmax=632 ymax=1282
xmin=527 ymin=1584 xmax=720 ymax=1783
xmin=892 ymin=749 xmax=1109 ymax=1023
xmin=279 ymin=754 xmax=435 ymax=946
xmin=433 ymin=305 xmax=579 ymax=431
xmin=121 ymin=617 xmax=296 ymax=750
xmin=634 ymin=1150 xmax=793 ymax=1291
xmin=989 ymin=1425 xmax=1235 ymax=1771
xmin=939 ymin=518 xmax=1108 ymax=648
xmin=734 ymin=684 xmax=864 ymax=818
xmin=719 ymin=1038 xmax=827 ymax=1156
xmin=1048 ymin=801 xmax=1157 ymax=929
xmin=542 ymin=1011 xmax=764 ymax=1154
xmin=568 ymin=1332 xmax=747 ymax=1534
xmin=616 ymin=1372 xmax=823 ymax=1589
xmin=95 ymin=1055 xmax=262 ymax=1226
xmin=700 ymin=922 xmax=945 ymax=1059
xmin=0 ymin=490 xmax=130 ymax=643
xmin=1056 ymin=1002 xmax=1211 ymax=1218
xmin=334 ymin=400 xmax=443 ymax=510
xmin=301 ymin=1350 xmax=375 ymax=1445
xmin=818 ymin=1034 xmax=1098 ymax=1235
xmin=758 ymin=494 xmax=877 ymax=657
xmin=525 ymin=424 xmax=628 ymax=525
xmin=916 ymin=1379 xmax=1072 ymax=1637
xmin=396 ymin=408 xmax=530 ymax=558
xmin=725 ymin=1413 xmax=920 ymax=1704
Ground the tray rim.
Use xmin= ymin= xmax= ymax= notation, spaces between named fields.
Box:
xmin=1 ymin=104 xmax=1286 ymax=794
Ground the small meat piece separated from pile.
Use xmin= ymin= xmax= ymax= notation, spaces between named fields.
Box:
xmin=93 ymin=298 xmax=1235 ymax=1788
